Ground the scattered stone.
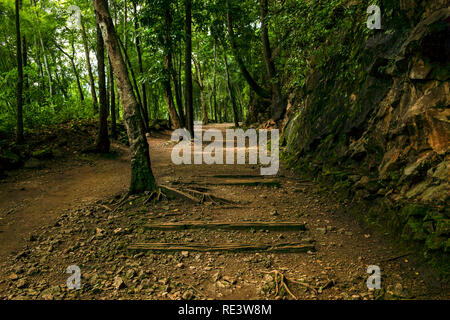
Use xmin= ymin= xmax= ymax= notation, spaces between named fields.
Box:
xmin=181 ymin=251 xmax=189 ymax=258
xmin=9 ymin=273 xmax=19 ymax=281
xmin=16 ymin=279 xmax=28 ymax=289
xmin=182 ymin=290 xmax=194 ymax=300
xmin=113 ymin=276 xmax=126 ymax=290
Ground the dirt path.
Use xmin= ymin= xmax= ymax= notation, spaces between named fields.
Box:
xmin=0 ymin=143 xmax=131 ymax=259
xmin=0 ymin=124 xmax=448 ymax=300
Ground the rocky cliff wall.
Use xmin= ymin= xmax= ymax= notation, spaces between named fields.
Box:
xmin=282 ymin=1 xmax=449 ymax=269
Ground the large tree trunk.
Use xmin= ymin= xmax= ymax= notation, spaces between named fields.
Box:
xmin=93 ymin=0 xmax=157 ymax=194
xmin=95 ymin=21 xmax=110 ymax=153
xmin=184 ymin=0 xmax=194 ymax=137
xmin=15 ymin=0 xmax=23 ymax=143
xmin=223 ymin=53 xmax=239 ymax=128
xmin=81 ymin=17 xmax=99 ymax=114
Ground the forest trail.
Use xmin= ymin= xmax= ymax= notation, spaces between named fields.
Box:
xmin=0 ymin=124 xmax=447 ymax=300
xmin=0 ymin=143 xmax=131 ymax=260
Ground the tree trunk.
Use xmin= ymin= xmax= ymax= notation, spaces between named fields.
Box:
xmin=171 ymin=52 xmax=185 ymax=126
xmin=109 ymin=57 xmax=117 ymax=140
xmin=117 ymin=37 xmax=148 ymax=133
xmin=223 ymin=53 xmax=239 ymax=128
xmin=73 ymin=60 xmax=84 ymax=101
xmin=55 ymin=42 xmax=84 ymax=102
xmin=164 ymin=57 xmax=181 ymax=129
xmin=184 ymin=0 xmax=194 ymax=137
xmin=22 ymin=35 xmax=28 ymax=104
xmin=81 ymin=17 xmax=98 ymax=114
xmin=234 ymin=83 xmax=244 ymax=121
xmin=95 ymin=22 xmax=110 ymax=153
xmin=134 ymin=2 xmax=149 ymax=127
xmin=123 ymin=0 xmax=127 ymax=51
xmin=163 ymin=7 xmax=181 ymax=129
xmin=213 ymin=41 xmax=218 ymax=122
xmin=192 ymin=54 xmax=208 ymax=125
xmin=39 ymin=34 xmax=53 ymax=100
xmin=153 ymin=88 xmax=159 ymax=119
xmin=208 ymin=81 xmax=213 ymax=123
xmin=15 ymin=0 xmax=23 ymax=143
xmin=93 ymin=0 xmax=157 ymax=194
xmin=259 ymin=0 xmax=284 ymax=121
xmin=226 ymin=0 xmax=270 ymax=100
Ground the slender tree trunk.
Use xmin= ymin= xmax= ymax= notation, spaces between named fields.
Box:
xmin=50 ymin=51 xmax=68 ymax=99
xmin=178 ymin=49 xmax=184 ymax=119
xmin=96 ymin=22 xmax=110 ymax=153
xmin=15 ymin=0 xmax=23 ymax=143
xmin=134 ymin=2 xmax=149 ymax=128
xmin=192 ymin=54 xmax=208 ymax=125
xmin=153 ymin=88 xmax=159 ymax=119
xmin=32 ymin=0 xmax=53 ymax=102
xmin=226 ymin=0 xmax=269 ymax=99
xmin=213 ymin=42 xmax=218 ymax=122
xmin=163 ymin=7 xmax=181 ymax=129
xmin=118 ymin=37 xmax=148 ymax=133
xmin=234 ymin=83 xmax=244 ymax=121
xmin=22 ymin=35 xmax=28 ymax=103
xmin=171 ymin=52 xmax=185 ymax=126
xmin=259 ymin=0 xmax=284 ymax=120
xmin=109 ymin=57 xmax=117 ymax=140
xmin=55 ymin=43 xmax=84 ymax=102
xmin=223 ymin=53 xmax=239 ymax=128
xmin=184 ymin=0 xmax=194 ymax=136
xmin=73 ymin=60 xmax=84 ymax=101
xmin=39 ymin=35 xmax=53 ymax=100
xmin=93 ymin=0 xmax=157 ymax=194
xmin=208 ymin=81 xmax=213 ymax=122
xmin=164 ymin=57 xmax=181 ymax=129
xmin=81 ymin=17 xmax=98 ymax=114
xmin=123 ymin=0 xmax=127 ymax=50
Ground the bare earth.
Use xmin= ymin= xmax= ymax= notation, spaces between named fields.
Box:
xmin=0 ymin=124 xmax=448 ymax=300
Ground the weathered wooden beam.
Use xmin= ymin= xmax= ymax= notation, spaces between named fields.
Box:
xmin=128 ymin=242 xmax=315 ymax=253
xmin=177 ymin=178 xmax=280 ymax=187
xmin=144 ymin=221 xmax=306 ymax=231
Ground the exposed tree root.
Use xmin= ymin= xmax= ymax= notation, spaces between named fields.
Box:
xmin=159 ymin=185 xmax=232 ymax=204
xmin=261 ymin=270 xmax=319 ymax=299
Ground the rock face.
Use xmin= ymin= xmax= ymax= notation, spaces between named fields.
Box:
xmin=283 ymin=2 xmax=449 ymax=259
